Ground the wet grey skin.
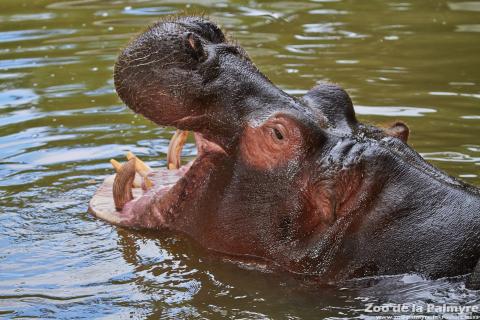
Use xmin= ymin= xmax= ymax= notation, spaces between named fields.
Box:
xmin=109 ymin=16 xmax=480 ymax=288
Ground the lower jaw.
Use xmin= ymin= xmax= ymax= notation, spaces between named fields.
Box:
xmin=114 ymin=129 xmax=226 ymax=210
xmin=89 ymin=129 xmax=226 ymax=228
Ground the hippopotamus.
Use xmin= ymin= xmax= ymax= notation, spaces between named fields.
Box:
xmin=89 ymin=16 xmax=480 ymax=289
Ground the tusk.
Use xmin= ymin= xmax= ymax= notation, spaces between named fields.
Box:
xmin=167 ymin=130 xmax=189 ymax=170
xmin=126 ymin=151 xmax=152 ymax=175
xmin=113 ymin=158 xmax=136 ymax=210
xmin=125 ymin=152 xmax=154 ymax=190
xmin=110 ymin=158 xmax=144 ymax=188
xmin=142 ymin=176 xmax=154 ymax=190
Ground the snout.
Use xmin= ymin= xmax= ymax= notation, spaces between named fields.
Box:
xmin=114 ymin=17 xmax=226 ymax=128
xmin=114 ymin=16 xmax=307 ymax=150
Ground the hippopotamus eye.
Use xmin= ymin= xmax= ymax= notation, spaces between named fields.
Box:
xmin=273 ymin=128 xmax=284 ymax=140
xmin=269 ymin=123 xmax=288 ymax=143
xmin=239 ymin=115 xmax=306 ymax=169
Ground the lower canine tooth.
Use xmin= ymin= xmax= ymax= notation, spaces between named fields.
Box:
xmin=167 ymin=130 xmax=189 ymax=170
xmin=110 ymin=158 xmax=142 ymax=188
xmin=113 ymin=158 xmax=136 ymax=210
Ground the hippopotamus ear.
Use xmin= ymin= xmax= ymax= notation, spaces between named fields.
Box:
xmin=383 ymin=121 xmax=409 ymax=143
xmin=302 ymin=83 xmax=357 ymax=130
xmin=184 ymin=32 xmax=206 ymax=62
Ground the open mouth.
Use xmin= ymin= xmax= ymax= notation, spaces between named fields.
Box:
xmin=88 ymin=129 xmax=225 ymax=226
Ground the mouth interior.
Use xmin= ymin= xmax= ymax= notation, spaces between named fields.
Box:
xmin=116 ymin=128 xmax=224 ymax=210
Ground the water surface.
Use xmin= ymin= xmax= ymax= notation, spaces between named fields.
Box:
xmin=0 ymin=0 xmax=479 ymax=318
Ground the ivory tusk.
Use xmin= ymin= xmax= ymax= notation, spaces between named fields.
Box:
xmin=167 ymin=130 xmax=189 ymax=170
xmin=124 ymin=152 xmax=154 ymax=190
xmin=110 ymin=158 xmax=146 ymax=188
xmin=112 ymin=158 xmax=136 ymax=210
xmin=110 ymin=159 xmax=122 ymax=172
xmin=126 ymin=151 xmax=152 ymax=175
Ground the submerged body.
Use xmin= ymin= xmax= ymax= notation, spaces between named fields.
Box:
xmin=90 ymin=16 xmax=480 ymax=287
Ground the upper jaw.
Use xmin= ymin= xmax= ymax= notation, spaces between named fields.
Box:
xmin=114 ymin=17 xmax=299 ymax=152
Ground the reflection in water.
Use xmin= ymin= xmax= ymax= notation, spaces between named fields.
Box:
xmin=0 ymin=0 xmax=479 ymax=318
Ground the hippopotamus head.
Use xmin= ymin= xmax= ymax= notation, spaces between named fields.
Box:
xmin=104 ymin=17 xmax=480 ymax=281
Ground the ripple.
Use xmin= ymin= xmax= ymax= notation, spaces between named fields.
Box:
xmin=429 ymin=91 xmax=480 ymax=99
xmin=0 ymin=72 xmax=26 ymax=80
xmin=355 ymin=105 xmax=437 ymax=117
xmin=303 ymin=22 xmax=343 ymax=33
xmin=456 ymin=24 xmax=480 ymax=32
xmin=336 ymin=59 xmax=359 ymax=64
xmin=421 ymin=152 xmax=480 ymax=163
xmin=459 ymin=174 xmax=478 ymax=178
xmin=294 ymin=34 xmax=341 ymax=40
xmin=43 ymin=83 xmax=86 ymax=99
xmin=238 ymin=6 xmax=285 ymax=19
xmin=0 ymin=89 xmax=38 ymax=108
xmin=284 ymin=89 xmax=309 ymax=95
xmin=122 ymin=6 xmax=177 ymax=16
xmin=302 ymin=22 xmax=368 ymax=39
xmin=0 ymin=109 xmax=44 ymax=126
xmin=0 ymin=29 xmax=76 ymax=43
xmin=0 ymin=127 xmax=78 ymax=160
xmin=0 ymin=57 xmax=79 ymax=70
xmin=47 ymin=0 xmax=113 ymax=9
xmin=448 ymin=1 xmax=480 ymax=12
xmin=285 ymin=43 xmax=334 ymax=54
xmin=309 ymin=9 xmax=348 ymax=14
xmin=0 ymin=13 xmax=56 ymax=22
xmin=8 ymin=145 xmax=132 ymax=166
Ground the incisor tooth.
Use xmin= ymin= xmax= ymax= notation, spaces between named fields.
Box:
xmin=110 ymin=158 xmax=149 ymax=189
xmin=124 ymin=152 xmax=153 ymax=190
xmin=167 ymin=130 xmax=189 ymax=170
xmin=126 ymin=151 xmax=152 ymax=175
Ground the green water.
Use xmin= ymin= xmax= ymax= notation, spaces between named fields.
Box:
xmin=0 ymin=0 xmax=479 ymax=318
